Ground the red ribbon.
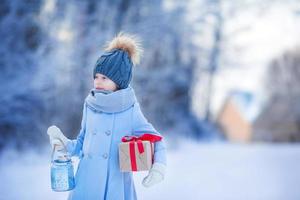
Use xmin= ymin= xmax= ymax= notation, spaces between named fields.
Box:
xmin=121 ymin=133 xmax=162 ymax=171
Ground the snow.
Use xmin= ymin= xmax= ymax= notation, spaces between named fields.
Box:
xmin=1 ymin=138 xmax=300 ymax=200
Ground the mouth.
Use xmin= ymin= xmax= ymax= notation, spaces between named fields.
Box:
xmin=95 ymin=87 xmax=104 ymax=90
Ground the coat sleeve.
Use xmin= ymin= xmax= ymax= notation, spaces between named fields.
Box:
xmin=132 ymin=102 xmax=167 ymax=166
xmin=66 ymin=102 xmax=87 ymax=158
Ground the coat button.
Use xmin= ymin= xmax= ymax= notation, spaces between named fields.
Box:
xmin=88 ymin=154 xmax=93 ymax=159
xmin=105 ymin=130 xmax=111 ymax=136
xmin=102 ymin=153 xmax=108 ymax=159
xmin=92 ymin=131 xmax=97 ymax=135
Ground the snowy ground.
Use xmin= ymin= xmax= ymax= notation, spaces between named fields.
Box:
xmin=0 ymin=138 xmax=300 ymax=200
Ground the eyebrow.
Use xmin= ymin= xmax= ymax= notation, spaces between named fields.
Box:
xmin=95 ymin=74 xmax=108 ymax=79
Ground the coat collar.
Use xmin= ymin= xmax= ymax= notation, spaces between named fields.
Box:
xmin=85 ymin=86 xmax=137 ymax=113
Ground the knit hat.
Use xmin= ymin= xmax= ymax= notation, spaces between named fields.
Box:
xmin=93 ymin=32 xmax=143 ymax=89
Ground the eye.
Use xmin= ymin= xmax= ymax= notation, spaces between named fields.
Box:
xmin=102 ymin=77 xmax=106 ymax=80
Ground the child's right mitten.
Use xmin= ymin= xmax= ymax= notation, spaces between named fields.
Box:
xmin=47 ymin=125 xmax=70 ymax=150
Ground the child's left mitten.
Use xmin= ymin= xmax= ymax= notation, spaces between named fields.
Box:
xmin=142 ymin=162 xmax=166 ymax=188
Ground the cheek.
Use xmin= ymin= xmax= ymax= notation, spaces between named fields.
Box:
xmin=109 ymin=81 xmax=115 ymax=87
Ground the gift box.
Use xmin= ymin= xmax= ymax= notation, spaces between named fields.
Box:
xmin=119 ymin=133 xmax=162 ymax=172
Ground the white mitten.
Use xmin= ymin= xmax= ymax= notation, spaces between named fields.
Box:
xmin=142 ymin=162 xmax=166 ymax=188
xmin=47 ymin=125 xmax=70 ymax=150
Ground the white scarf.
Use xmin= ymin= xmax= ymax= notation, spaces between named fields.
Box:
xmin=85 ymin=86 xmax=137 ymax=113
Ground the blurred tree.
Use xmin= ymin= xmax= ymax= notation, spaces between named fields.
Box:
xmin=253 ymin=47 xmax=300 ymax=142
xmin=190 ymin=0 xmax=285 ymax=122
xmin=0 ymin=0 xmax=45 ymax=150
xmin=0 ymin=0 xmax=207 ymax=151
xmin=129 ymin=1 xmax=202 ymax=137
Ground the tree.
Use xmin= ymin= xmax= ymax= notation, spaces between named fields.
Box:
xmin=253 ymin=46 xmax=300 ymax=142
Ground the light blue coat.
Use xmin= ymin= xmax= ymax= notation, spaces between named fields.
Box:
xmin=66 ymin=86 xmax=167 ymax=200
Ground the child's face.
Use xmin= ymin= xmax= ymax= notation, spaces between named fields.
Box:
xmin=94 ymin=73 xmax=118 ymax=91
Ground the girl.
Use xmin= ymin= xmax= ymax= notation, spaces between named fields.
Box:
xmin=47 ymin=32 xmax=167 ymax=200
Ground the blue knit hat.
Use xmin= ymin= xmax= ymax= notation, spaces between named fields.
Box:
xmin=93 ymin=32 xmax=143 ymax=89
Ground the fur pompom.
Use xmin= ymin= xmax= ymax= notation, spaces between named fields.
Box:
xmin=104 ymin=32 xmax=143 ymax=65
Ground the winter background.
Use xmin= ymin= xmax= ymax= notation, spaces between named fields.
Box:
xmin=1 ymin=0 xmax=300 ymax=199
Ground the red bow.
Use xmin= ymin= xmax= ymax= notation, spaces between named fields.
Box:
xmin=121 ymin=133 xmax=162 ymax=171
